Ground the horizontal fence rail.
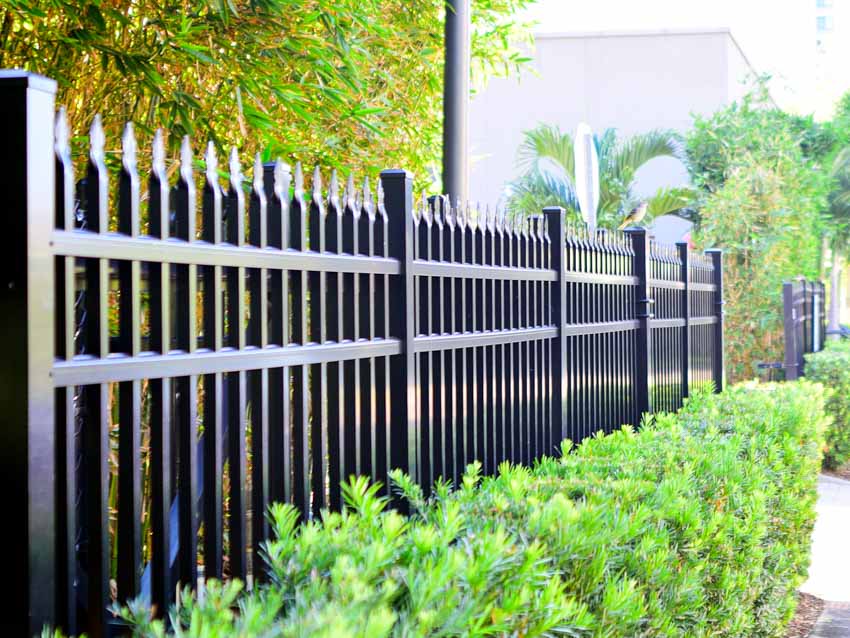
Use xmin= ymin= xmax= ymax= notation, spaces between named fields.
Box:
xmin=1 ymin=72 xmax=724 ymax=637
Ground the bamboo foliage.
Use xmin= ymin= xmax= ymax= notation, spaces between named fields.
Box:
xmin=2 ymin=0 xmax=534 ymax=187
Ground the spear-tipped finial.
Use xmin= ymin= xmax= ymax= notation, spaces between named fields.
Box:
xmin=328 ymin=169 xmax=340 ymax=208
xmin=55 ymin=107 xmax=71 ymax=160
xmin=419 ymin=193 xmax=430 ymax=224
xmin=376 ymin=178 xmax=384 ymax=208
xmin=362 ymin=176 xmax=373 ymax=210
xmin=532 ymin=216 xmax=540 ymax=237
xmin=178 ymin=135 xmax=194 ymax=184
xmin=204 ymin=142 xmax=218 ymax=186
xmin=456 ymin=200 xmax=466 ymax=228
xmin=433 ymin=196 xmax=444 ymax=226
xmin=469 ymin=203 xmax=479 ymax=230
xmin=228 ymin=147 xmax=242 ymax=192
xmin=357 ymin=176 xmax=370 ymax=217
xmin=152 ymin=129 xmax=166 ymax=178
xmin=311 ymin=166 xmax=323 ymax=204
xmin=294 ymin=162 xmax=304 ymax=195
xmin=89 ymin=114 xmax=105 ymax=165
xmin=273 ymin=158 xmax=290 ymax=199
xmin=445 ymin=198 xmax=455 ymax=228
xmin=344 ymin=174 xmax=355 ymax=207
xmin=253 ymin=153 xmax=264 ymax=194
xmin=121 ymin=122 xmax=137 ymax=174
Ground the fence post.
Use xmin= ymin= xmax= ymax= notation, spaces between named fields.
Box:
xmin=0 ymin=71 xmax=57 ymax=634
xmin=706 ymin=249 xmax=724 ymax=391
xmin=543 ymin=207 xmax=567 ymax=446
xmin=802 ymin=278 xmax=810 ymax=358
xmin=820 ymin=281 xmax=827 ymax=351
xmin=814 ymin=281 xmax=819 ymax=351
xmin=782 ymin=281 xmax=799 ymax=381
xmin=677 ymin=242 xmax=690 ymax=399
xmin=626 ymin=228 xmax=653 ymax=420
xmin=381 ymin=169 xmax=418 ymax=485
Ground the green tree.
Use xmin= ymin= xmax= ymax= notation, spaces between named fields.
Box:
xmin=825 ymin=147 xmax=850 ymax=334
xmin=688 ymin=78 xmax=839 ymax=197
xmin=1 ymin=0 xmax=534 ymax=186
xmin=687 ymin=85 xmax=828 ymax=381
xmin=506 ymin=124 xmax=694 ymax=227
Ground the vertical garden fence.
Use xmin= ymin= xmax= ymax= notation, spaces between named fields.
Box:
xmin=0 ymin=71 xmax=723 ymax=636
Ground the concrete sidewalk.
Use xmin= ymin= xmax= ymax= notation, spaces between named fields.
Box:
xmin=800 ymin=475 xmax=850 ymax=637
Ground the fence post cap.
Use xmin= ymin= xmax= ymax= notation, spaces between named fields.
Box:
xmin=622 ymin=226 xmax=647 ymax=235
xmin=379 ymin=168 xmax=414 ymax=181
xmin=0 ymin=70 xmax=57 ymax=93
xmin=704 ymin=248 xmax=722 ymax=254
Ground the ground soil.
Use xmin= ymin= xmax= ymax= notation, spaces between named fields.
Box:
xmin=787 ymin=591 xmax=826 ymax=637
xmin=823 ymin=462 xmax=850 ymax=482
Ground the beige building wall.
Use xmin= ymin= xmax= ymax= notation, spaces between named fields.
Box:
xmin=521 ymin=0 xmax=817 ymax=115
xmin=469 ymin=29 xmax=758 ymax=206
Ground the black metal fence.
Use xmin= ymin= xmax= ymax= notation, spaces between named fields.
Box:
xmin=2 ymin=72 xmax=723 ymax=636
xmin=783 ymin=278 xmax=826 ymax=380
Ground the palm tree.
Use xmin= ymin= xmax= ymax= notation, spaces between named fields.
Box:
xmin=506 ymin=124 xmax=695 ymax=228
xmin=825 ymin=147 xmax=850 ymax=338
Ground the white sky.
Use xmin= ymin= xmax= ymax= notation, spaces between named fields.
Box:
xmin=521 ymin=0 xmax=850 ymax=117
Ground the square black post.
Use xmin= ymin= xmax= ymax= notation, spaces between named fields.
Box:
xmin=677 ymin=242 xmax=690 ymax=399
xmin=798 ymin=277 xmax=812 ymax=358
xmin=0 ymin=71 xmax=57 ymax=634
xmin=815 ymin=281 xmax=820 ymax=352
xmin=543 ymin=207 xmax=567 ymax=447
xmin=626 ymin=228 xmax=653 ymax=422
xmin=381 ymin=169 xmax=418 ymax=485
xmin=783 ymin=281 xmax=800 ymax=381
xmin=706 ymin=249 xmax=724 ymax=391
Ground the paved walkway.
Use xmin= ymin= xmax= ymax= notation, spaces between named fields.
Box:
xmin=800 ymin=475 xmax=850 ymax=637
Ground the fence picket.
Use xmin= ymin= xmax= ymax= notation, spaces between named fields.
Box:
xmin=202 ymin=143 xmax=224 ymax=581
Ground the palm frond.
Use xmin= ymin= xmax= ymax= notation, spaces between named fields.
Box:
xmin=609 ymin=129 xmax=686 ymax=183
xmin=505 ymin=169 xmax=579 ymax=218
xmin=510 ymin=124 xmax=689 ymax=229
xmin=594 ymin=128 xmax=619 ymax=174
xmin=516 ymin=124 xmax=575 ymax=184
xmin=644 ymin=186 xmax=698 ymax=218
xmin=827 ymin=147 xmax=850 ymax=246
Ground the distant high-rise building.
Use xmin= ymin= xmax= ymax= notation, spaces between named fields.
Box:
xmin=814 ymin=0 xmax=850 ymax=116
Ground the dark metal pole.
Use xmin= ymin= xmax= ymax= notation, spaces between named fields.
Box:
xmin=707 ymin=249 xmax=724 ymax=391
xmin=382 ymin=169 xmax=418 ymax=490
xmin=543 ymin=207 xmax=567 ymax=446
xmin=626 ymin=228 xmax=653 ymax=421
xmin=783 ymin=281 xmax=799 ymax=381
xmin=677 ymin=242 xmax=690 ymax=399
xmin=443 ymin=0 xmax=470 ymax=203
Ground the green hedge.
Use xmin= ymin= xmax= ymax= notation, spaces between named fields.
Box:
xmin=121 ymin=382 xmax=826 ymax=637
xmin=805 ymin=340 xmax=850 ymax=469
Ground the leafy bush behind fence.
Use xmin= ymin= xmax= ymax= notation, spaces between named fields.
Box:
xmin=120 ymin=380 xmax=826 ymax=637
xmin=806 ymin=339 xmax=850 ymax=469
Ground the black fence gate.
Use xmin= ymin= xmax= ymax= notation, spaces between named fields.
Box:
xmin=783 ymin=278 xmax=827 ymax=380
xmin=1 ymin=71 xmax=724 ymax=636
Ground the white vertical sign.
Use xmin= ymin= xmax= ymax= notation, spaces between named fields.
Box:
xmin=574 ymin=122 xmax=600 ymax=233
